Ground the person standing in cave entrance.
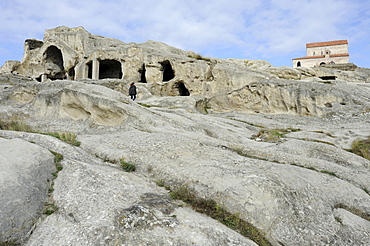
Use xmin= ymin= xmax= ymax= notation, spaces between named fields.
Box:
xmin=129 ymin=82 xmax=137 ymax=101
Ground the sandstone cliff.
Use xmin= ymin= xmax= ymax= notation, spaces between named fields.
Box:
xmin=0 ymin=27 xmax=369 ymax=246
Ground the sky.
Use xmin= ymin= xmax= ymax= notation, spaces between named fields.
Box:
xmin=0 ymin=0 xmax=369 ymax=68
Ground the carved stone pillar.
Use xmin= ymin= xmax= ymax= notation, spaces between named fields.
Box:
xmin=41 ymin=74 xmax=47 ymax=82
xmin=92 ymin=59 xmax=99 ymax=80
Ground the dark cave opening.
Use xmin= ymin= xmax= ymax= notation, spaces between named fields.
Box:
xmin=139 ymin=63 xmax=147 ymax=83
xmin=175 ymin=82 xmax=190 ymax=96
xmin=99 ymin=59 xmax=122 ymax=79
xmin=161 ymin=60 xmax=175 ymax=82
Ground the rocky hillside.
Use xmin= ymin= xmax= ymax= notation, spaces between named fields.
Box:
xmin=0 ymin=27 xmax=370 ymax=246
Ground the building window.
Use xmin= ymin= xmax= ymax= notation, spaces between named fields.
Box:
xmin=297 ymin=61 xmax=301 ymax=67
xmin=313 ymin=52 xmax=315 ymax=56
xmin=321 ymin=51 xmax=323 ymax=55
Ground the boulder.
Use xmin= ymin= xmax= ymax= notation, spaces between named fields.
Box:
xmin=0 ymin=138 xmax=55 ymax=244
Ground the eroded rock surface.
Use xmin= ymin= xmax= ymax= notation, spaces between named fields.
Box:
xmin=0 ymin=26 xmax=369 ymax=246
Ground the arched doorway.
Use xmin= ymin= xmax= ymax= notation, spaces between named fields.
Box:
xmin=43 ymin=45 xmax=65 ymax=80
xmin=99 ymin=59 xmax=122 ymax=79
xmin=297 ymin=61 xmax=301 ymax=67
xmin=175 ymin=82 xmax=190 ymax=96
xmin=160 ymin=60 xmax=175 ymax=81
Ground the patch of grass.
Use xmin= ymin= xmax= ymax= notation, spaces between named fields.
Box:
xmin=0 ymin=242 xmax=20 ymax=246
xmin=120 ymin=159 xmax=136 ymax=172
xmin=320 ymin=170 xmax=337 ymax=177
xmin=43 ymin=151 xmax=64 ymax=215
xmin=335 ymin=203 xmax=370 ymax=222
xmin=155 ymin=179 xmax=171 ymax=190
xmin=0 ymin=117 xmax=82 ymax=147
xmin=308 ymin=139 xmax=336 ymax=146
xmin=363 ymin=188 xmax=369 ymax=195
xmin=311 ymin=130 xmax=335 ymax=138
xmin=349 ymin=138 xmax=370 ymax=160
xmin=138 ymin=103 xmax=152 ymax=107
xmin=0 ymin=117 xmax=33 ymax=132
xmin=291 ymin=163 xmax=338 ymax=177
xmin=188 ymin=53 xmax=211 ymax=61
xmin=155 ymin=179 xmax=165 ymax=187
xmin=43 ymin=202 xmax=58 ymax=215
xmin=253 ymin=128 xmax=301 ymax=142
xmin=45 ymin=133 xmax=81 ymax=146
xmin=169 ymin=186 xmax=272 ymax=246
xmin=50 ymin=151 xmax=63 ymax=178
xmin=306 ymin=166 xmax=318 ymax=171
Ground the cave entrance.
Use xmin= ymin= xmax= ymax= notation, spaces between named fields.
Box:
xmin=99 ymin=59 xmax=122 ymax=79
xmin=44 ymin=45 xmax=65 ymax=80
xmin=175 ymin=82 xmax=190 ymax=96
xmin=161 ymin=60 xmax=175 ymax=81
xmin=139 ymin=63 xmax=147 ymax=83
xmin=87 ymin=61 xmax=93 ymax=79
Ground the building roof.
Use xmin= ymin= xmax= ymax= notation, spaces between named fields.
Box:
xmin=292 ymin=53 xmax=349 ymax=60
xmin=306 ymin=40 xmax=348 ymax=48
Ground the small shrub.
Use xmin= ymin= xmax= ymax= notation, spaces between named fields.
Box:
xmin=350 ymin=138 xmax=370 ymax=160
xmin=45 ymin=133 xmax=81 ymax=146
xmin=120 ymin=159 xmax=136 ymax=172
xmin=43 ymin=202 xmax=58 ymax=215
xmin=155 ymin=179 xmax=165 ymax=187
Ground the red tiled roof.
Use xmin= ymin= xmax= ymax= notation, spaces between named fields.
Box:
xmin=292 ymin=53 xmax=349 ymax=60
xmin=306 ymin=40 xmax=348 ymax=48
xmin=330 ymin=53 xmax=350 ymax=58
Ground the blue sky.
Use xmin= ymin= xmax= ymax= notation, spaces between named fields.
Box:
xmin=1 ymin=0 xmax=369 ymax=68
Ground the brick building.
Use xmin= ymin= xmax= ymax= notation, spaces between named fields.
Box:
xmin=292 ymin=40 xmax=349 ymax=68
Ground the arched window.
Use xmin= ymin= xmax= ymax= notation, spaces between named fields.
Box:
xmin=320 ymin=62 xmax=326 ymax=65
xmin=297 ymin=61 xmax=301 ymax=67
xmin=313 ymin=52 xmax=315 ymax=56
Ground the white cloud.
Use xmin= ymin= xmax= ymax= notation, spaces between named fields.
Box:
xmin=0 ymin=0 xmax=369 ymax=67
